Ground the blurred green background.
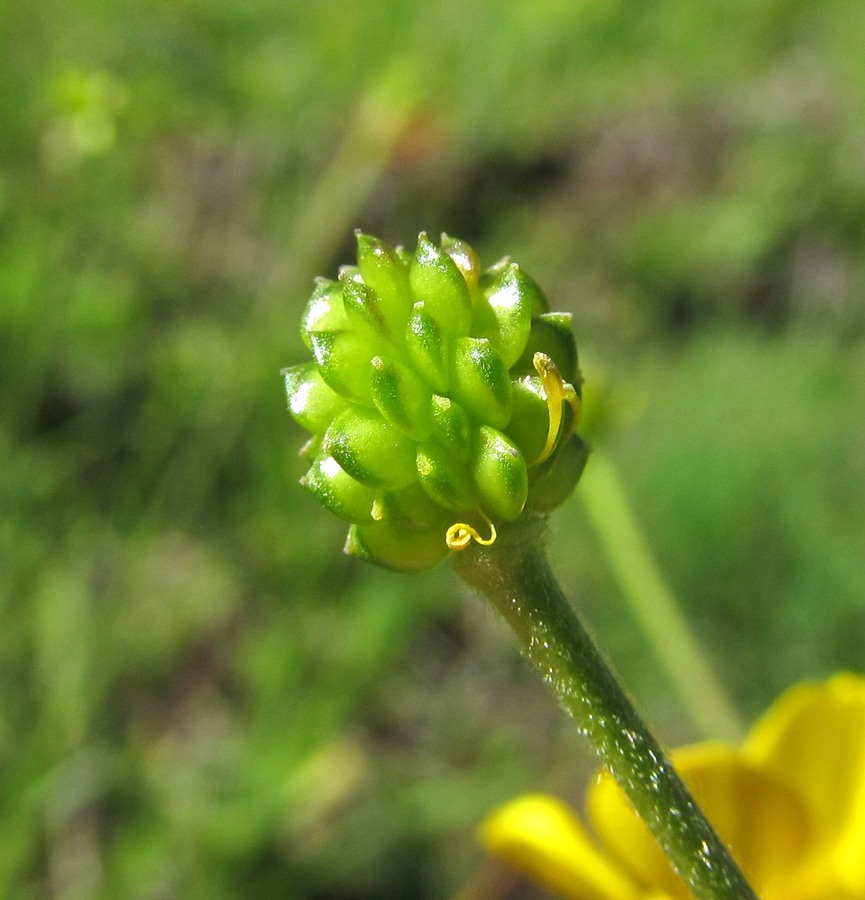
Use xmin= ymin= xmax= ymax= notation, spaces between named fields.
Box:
xmin=2 ymin=1 xmax=864 ymax=897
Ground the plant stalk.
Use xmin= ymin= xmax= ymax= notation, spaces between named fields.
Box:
xmin=453 ymin=516 xmax=757 ymax=900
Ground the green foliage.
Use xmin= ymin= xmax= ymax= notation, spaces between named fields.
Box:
xmin=2 ymin=0 xmax=865 ymax=896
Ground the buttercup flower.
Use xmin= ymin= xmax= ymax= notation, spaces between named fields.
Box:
xmin=480 ymin=673 xmax=865 ymax=899
xmin=283 ymin=232 xmax=588 ymax=571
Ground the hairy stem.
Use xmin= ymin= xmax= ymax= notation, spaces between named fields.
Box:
xmin=453 ymin=517 xmax=757 ymax=900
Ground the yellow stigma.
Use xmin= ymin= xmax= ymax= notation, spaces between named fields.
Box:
xmin=533 ymin=352 xmax=582 ymax=465
xmin=446 ymin=510 xmax=497 ymax=551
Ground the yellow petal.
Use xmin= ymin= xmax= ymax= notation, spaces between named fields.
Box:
xmin=587 ymin=742 xmax=812 ymax=899
xmin=478 ymin=793 xmax=642 ymax=900
xmin=743 ymin=673 xmax=865 ymax=895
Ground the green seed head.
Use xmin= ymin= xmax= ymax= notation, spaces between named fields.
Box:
xmin=283 ymin=232 xmax=588 ymax=571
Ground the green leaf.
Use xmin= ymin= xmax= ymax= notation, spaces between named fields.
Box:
xmin=370 ymin=356 xmax=433 ymax=441
xmin=450 ymin=337 xmax=512 ymax=430
xmin=472 ymin=426 xmax=528 ymax=521
xmin=302 ymin=454 xmax=380 ymax=523
xmin=283 ymin=362 xmax=345 ymax=435
xmin=409 ymin=232 xmax=471 ymax=340
xmin=324 ymin=407 xmax=418 ymax=489
xmin=416 ymin=439 xmax=477 ymax=512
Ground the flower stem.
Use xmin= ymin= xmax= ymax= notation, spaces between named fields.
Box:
xmin=453 ymin=516 xmax=757 ymax=900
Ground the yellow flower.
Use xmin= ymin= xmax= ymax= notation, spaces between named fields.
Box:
xmin=480 ymin=673 xmax=865 ymax=899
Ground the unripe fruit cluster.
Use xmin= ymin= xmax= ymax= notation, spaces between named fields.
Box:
xmin=283 ymin=232 xmax=588 ymax=571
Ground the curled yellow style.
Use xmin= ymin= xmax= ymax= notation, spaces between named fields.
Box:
xmin=446 ymin=511 xmax=497 ymax=551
